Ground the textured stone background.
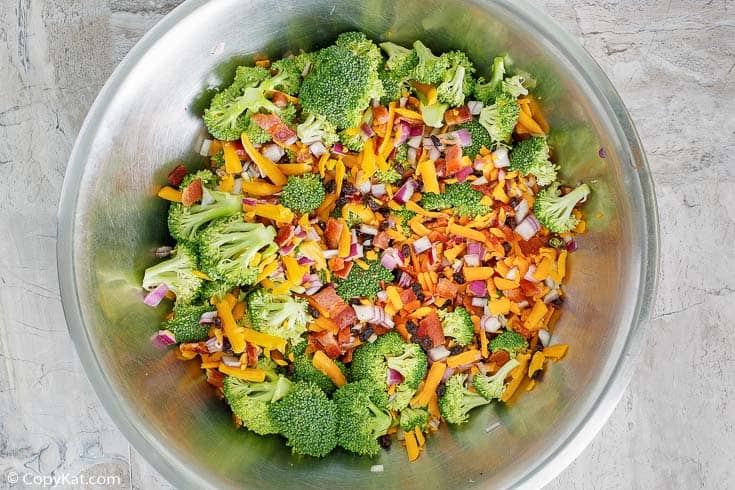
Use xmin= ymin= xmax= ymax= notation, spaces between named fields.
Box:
xmin=0 ymin=0 xmax=733 ymax=488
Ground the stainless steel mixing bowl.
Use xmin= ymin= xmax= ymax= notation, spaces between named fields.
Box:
xmin=57 ymin=0 xmax=658 ymax=487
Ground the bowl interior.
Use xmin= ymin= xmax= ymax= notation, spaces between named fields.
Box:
xmin=59 ymin=0 xmax=656 ymax=488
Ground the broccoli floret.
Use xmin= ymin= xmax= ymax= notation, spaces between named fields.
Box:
xmin=502 ymin=75 xmax=529 ymax=98
xmin=211 ymin=149 xmax=225 ymax=168
xmin=246 ymin=288 xmax=310 ymax=344
xmin=473 ymin=56 xmax=507 ymax=104
xmin=350 ymin=340 xmax=388 ymax=386
xmin=334 ymin=380 xmax=393 ymax=456
xmin=419 ymin=192 xmax=451 ymax=211
xmin=333 ymin=259 xmax=393 ymax=300
xmin=296 ymin=113 xmax=339 ymax=145
xmin=412 ymin=40 xmax=448 ymax=85
xmin=472 ymin=358 xmax=520 ymax=401
xmin=380 ymin=41 xmax=418 ymax=78
xmin=439 ymin=373 xmax=490 ymax=424
xmin=443 ymin=182 xmax=492 ymax=218
xmin=279 ymin=174 xmax=326 ymax=214
xmin=534 ymin=182 xmax=590 ymax=233
xmin=200 ymin=279 xmax=234 ymax=302
xmin=243 ymin=115 xmax=273 ymax=145
xmin=394 ymin=144 xmax=409 ymax=164
xmin=374 ymin=331 xmax=408 ymax=357
xmin=160 ymin=303 xmax=213 ymax=343
xmin=478 ymin=92 xmax=520 ymax=144
xmin=197 ymin=216 xmax=277 ymax=285
xmin=391 ymin=206 xmax=417 ymax=236
xmin=374 ymin=167 xmax=402 ymax=184
xmin=378 ymin=66 xmax=408 ymax=104
xmin=386 ymin=343 xmax=428 ymax=389
xmin=268 ymin=381 xmax=338 ymax=457
xmin=292 ymin=51 xmax=315 ymax=76
xmin=437 ymin=307 xmax=475 ymax=346
xmin=142 ymin=243 xmax=202 ymax=305
xmin=386 ymin=383 xmax=416 ymax=411
xmin=456 ymin=119 xmax=492 ymax=159
xmin=335 ymin=31 xmax=384 ymax=71
xmin=436 ymin=51 xmax=475 ymax=107
xmin=167 ymin=189 xmax=242 ymax=243
xmin=338 ymin=129 xmax=366 ymax=152
xmin=419 ymin=100 xmax=449 ymax=128
xmin=508 ymin=136 xmax=558 ymax=186
xmin=399 ymin=407 xmax=429 ymax=431
xmin=223 ymin=360 xmax=293 ymax=435
xmin=300 ymin=43 xmax=383 ymax=130
xmin=181 ymin=169 xmax=218 ymax=188
xmin=489 ymin=330 xmax=529 ymax=357
xmin=291 ymin=342 xmax=347 ymax=395
xmin=269 ymin=57 xmax=303 ymax=96
xmin=231 ymin=65 xmax=271 ymax=91
xmin=203 ymin=84 xmax=278 ymax=142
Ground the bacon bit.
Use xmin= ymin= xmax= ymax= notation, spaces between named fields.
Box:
xmin=272 ymin=91 xmax=290 ymax=108
xmin=332 ymin=260 xmax=353 ymax=280
xmin=488 ymin=349 xmax=510 ymax=368
xmin=181 ymin=178 xmax=203 ymax=207
xmin=444 ymin=145 xmax=464 ymax=176
xmin=443 ymin=105 xmax=472 ymax=126
xmin=275 ymin=225 xmax=295 ymax=247
xmin=313 ymin=329 xmax=342 ymax=358
xmin=372 ymin=231 xmax=390 ymax=250
xmin=324 ymin=217 xmax=342 ymax=249
xmin=418 ymin=311 xmax=444 ymax=348
xmin=399 ymin=288 xmax=417 ymax=306
xmin=206 ymin=368 xmax=225 ymax=388
xmin=167 ymin=164 xmax=188 ymax=186
xmin=372 ymin=105 xmax=389 ymax=125
xmin=246 ymin=342 xmax=262 ymax=367
xmin=313 ymin=287 xmax=357 ymax=329
xmin=435 ymin=277 xmax=458 ymax=298
xmin=251 ymin=113 xmax=298 ymax=146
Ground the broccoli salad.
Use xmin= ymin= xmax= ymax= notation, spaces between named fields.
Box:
xmin=143 ymin=32 xmax=586 ymax=461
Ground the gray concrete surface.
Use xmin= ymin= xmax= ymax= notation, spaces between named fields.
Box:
xmin=0 ymin=0 xmax=733 ymax=488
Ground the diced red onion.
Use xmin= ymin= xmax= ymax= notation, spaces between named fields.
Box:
xmin=359 ymin=224 xmax=378 ymax=236
xmin=543 ymin=289 xmax=560 ymax=304
xmin=452 ymin=260 xmax=463 ymax=273
xmin=242 ymin=197 xmax=267 ymax=207
xmin=423 ymin=137 xmax=441 ymax=150
xmin=361 ymin=123 xmax=375 ymax=138
xmin=262 ymin=143 xmax=284 ymax=162
xmin=471 ymin=297 xmax=488 ymax=307
xmin=481 ymin=315 xmax=501 ymax=333
xmin=377 ymin=290 xmax=389 ymax=302
xmin=566 ymin=239 xmax=578 ymax=252
xmin=407 ymin=147 xmax=418 ymax=164
xmin=358 ymin=180 xmax=372 ymax=194
xmin=222 ymin=355 xmax=241 ymax=367
xmin=230 ymin=178 xmax=242 ymax=196
xmin=381 ymin=247 xmax=403 ymax=270
xmin=506 ymin=266 xmax=519 ymax=281
xmin=387 ymin=368 xmax=404 ymax=385
xmin=199 ymin=311 xmax=218 ymax=324
xmin=279 ymin=243 xmax=296 ymax=255
xmin=514 ymin=199 xmax=530 ymax=224
xmin=409 ymin=125 xmax=424 ymax=137
xmin=455 ymin=166 xmax=474 ymax=182
xmin=473 ymin=157 xmax=486 ymax=172
xmin=473 ymin=174 xmax=488 ymax=185
xmin=467 ymin=242 xmax=484 ymax=257
xmin=150 ymin=329 xmax=176 ymax=348
xmin=206 ymin=336 xmax=223 ymax=353
xmin=497 ymin=169 xmax=506 ymax=181
xmin=346 ymin=242 xmax=363 ymax=260
xmin=305 ymin=228 xmax=321 ymax=242
xmin=439 ymin=129 xmax=472 ymax=147
xmin=467 ymin=100 xmax=484 ymax=115
xmin=371 ymin=184 xmax=387 ymax=197
xmin=492 ymin=147 xmax=510 ymax=168
xmin=598 ymin=147 xmax=607 ymax=159
xmin=538 ymin=329 xmax=551 ymax=347
xmin=153 ymin=246 xmax=173 ymax=258
xmin=395 ymin=121 xmax=410 ymax=147
xmin=394 ymin=178 xmax=418 ymax=204
xmin=309 ymin=141 xmax=328 ymax=158
xmin=428 ymin=246 xmax=438 ymax=266
xmin=143 ymin=283 xmax=168 ymax=307
xmin=514 ymin=214 xmax=541 ymax=241
xmin=468 ymin=280 xmax=487 ymax=297
xmin=399 ymin=96 xmax=408 ymax=108
xmin=428 ymin=345 xmax=451 ymax=362
xmin=323 ymin=249 xmax=339 ymax=259
xmin=305 ymin=284 xmax=323 ymax=295
xmin=441 ymin=366 xmax=457 ymax=382
xmin=407 ymin=135 xmax=422 ymax=149
xmin=463 ymin=254 xmax=480 ymax=267
xmin=428 ymin=147 xmax=441 ymax=161
xmin=412 ymin=236 xmax=432 ymax=254
xmin=524 ymin=265 xmax=539 ymax=283
xmin=294 ymin=227 xmax=307 ymax=239
xmin=332 ymin=142 xmax=347 ymax=155
xmin=297 ymin=256 xmax=315 ymax=265
xmin=398 ymin=271 xmax=413 ymax=288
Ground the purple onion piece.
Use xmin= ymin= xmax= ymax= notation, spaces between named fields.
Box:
xmin=143 ymin=283 xmax=169 ymax=307
xmin=387 ymin=368 xmax=404 ymax=385
xmin=393 ymin=178 xmax=418 ymax=204
xmin=514 ymin=214 xmax=541 ymax=241
xmin=412 ymin=236 xmax=432 ymax=254
xmin=151 ymin=330 xmax=176 ymax=348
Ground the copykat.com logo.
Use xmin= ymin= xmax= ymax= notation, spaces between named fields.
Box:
xmin=5 ymin=470 xmax=122 ymax=487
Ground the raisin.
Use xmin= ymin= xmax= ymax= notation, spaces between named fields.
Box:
xmin=341 ymin=182 xmax=357 ymax=195
xmin=401 ymin=244 xmax=411 ymax=258
xmin=359 ymin=326 xmax=374 ymax=342
xmin=553 ymin=297 xmax=564 ymax=306
xmin=436 ymin=383 xmax=446 ymax=397
xmin=405 ymin=320 xmax=418 ymax=335
xmin=308 ymin=305 xmax=320 ymax=318
xmin=324 ymin=180 xmax=336 ymax=194
xmin=379 ymin=434 xmax=392 ymax=449
xmin=503 ymin=242 xmax=512 ymax=253
xmin=453 ymin=272 xmax=465 ymax=284
xmin=450 ymin=345 xmax=463 ymax=356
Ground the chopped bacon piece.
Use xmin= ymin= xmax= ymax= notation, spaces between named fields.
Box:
xmin=181 ymin=178 xmax=203 ymax=207
xmin=519 ymin=237 xmax=544 ymax=256
xmin=331 ymin=260 xmax=353 ymax=279
xmin=246 ymin=342 xmax=262 ymax=368
xmin=519 ymin=279 xmax=543 ymax=297
xmin=313 ymin=329 xmax=342 ymax=358
xmin=206 ymin=369 xmax=225 ymax=388
xmin=325 ymin=218 xmax=343 ymax=249
xmin=444 ymin=145 xmax=464 ymax=176
xmin=272 ymin=91 xmax=289 ymax=108
xmin=372 ymin=105 xmax=389 ymax=125
xmin=488 ymin=349 xmax=510 ymax=368
xmin=418 ymin=311 xmax=444 ymax=348
xmin=312 ymin=287 xmax=357 ymax=329
xmin=444 ymin=105 xmax=472 ymax=126
xmin=231 ymin=140 xmax=248 ymax=160
xmin=503 ymin=287 xmax=525 ymax=303
xmin=436 ymin=277 xmax=459 ymax=298
xmin=372 ymin=231 xmax=390 ymax=250
xmin=251 ymin=113 xmax=298 ymax=146
xmin=399 ymin=288 xmax=417 ymax=306
xmin=337 ymin=326 xmax=351 ymax=345
xmin=275 ymin=224 xmax=295 ymax=247
xmin=434 ymin=158 xmax=446 ymax=178
xmin=167 ymin=164 xmax=188 ymax=187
